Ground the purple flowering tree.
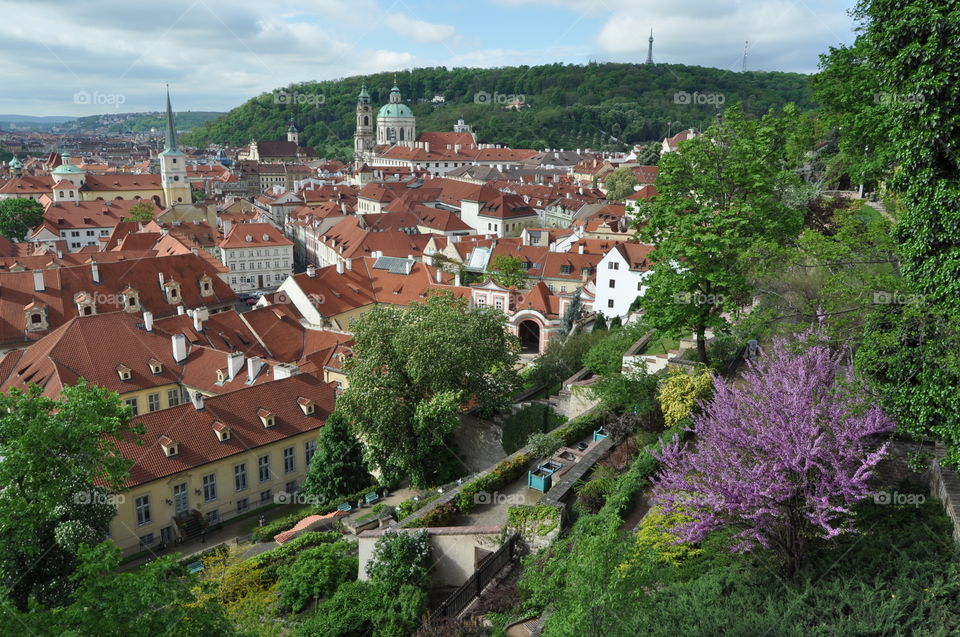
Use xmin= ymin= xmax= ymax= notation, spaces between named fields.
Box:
xmin=652 ymin=333 xmax=894 ymax=574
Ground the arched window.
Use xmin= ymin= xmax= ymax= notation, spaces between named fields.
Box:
xmin=363 ymin=115 xmax=369 ymax=126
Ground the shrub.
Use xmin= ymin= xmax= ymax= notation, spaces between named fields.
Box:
xmin=396 ymin=492 xmax=439 ymax=520
xmin=501 ymin=403 xmax=566 ymax=454
xmin=658 ymin=366 xmax=714 ymax=428
xmin=407 ymin=501 xmax=459 ymax=528
xmin=297 ymin=579 xmax=426 ymax=637
xmin=528 ymin=432 xmax=562 ymax=459
xmin=457 ymin=453 xmax=531 ymax=513
xmin=276 ymin=542 xmax=358 ymax=612
xmin=249 ymin=531 xmax=344 ymax=578
xmin=251 ymin=512 xmax=304 ymax=542
xmin=552 ymin=411 xmax=603 ymax=447
xmin=365 ymin=529 xmax=432 ymax=589
xmin=630 ymin=507 xmax=702 ymax=566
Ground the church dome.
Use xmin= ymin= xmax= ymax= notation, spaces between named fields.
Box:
xmin=377 ymin=102 xmax=414 ymax=119
xmin=9 ymin=156 xmax=22 ymax=169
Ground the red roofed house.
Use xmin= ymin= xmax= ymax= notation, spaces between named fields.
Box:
xmin=218 ymin=222 xmax=294 ymax=292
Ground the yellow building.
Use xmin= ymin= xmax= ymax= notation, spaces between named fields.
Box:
xmin=111 ymin=374 xmax=333 ymax=555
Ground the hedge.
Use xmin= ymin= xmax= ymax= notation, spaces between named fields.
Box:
xmin=250 ymin=484 xmax=390 ymax=541
xmin=457 ymin=453 xmax=532 ymax=513
xmin=248 ymin=530 xmax=345 ymax=577
xmin=551 ymin=410 xmax=603 ymax=447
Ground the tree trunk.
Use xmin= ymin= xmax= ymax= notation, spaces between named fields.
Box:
xmin=696 ymin=324 xmax=709 ymax=365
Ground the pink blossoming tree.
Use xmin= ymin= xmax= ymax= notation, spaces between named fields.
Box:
xmin=652 ymin=332 xmax=894 ymax=574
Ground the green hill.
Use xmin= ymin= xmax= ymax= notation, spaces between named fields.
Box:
xmin=62 ymin=111 xmax=224 ymax=134
xmin=183 ymin=62 xmax=814 ymax=161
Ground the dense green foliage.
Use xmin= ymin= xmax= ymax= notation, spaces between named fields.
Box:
xmin=636 ymin=105 xmax=813 ymax=363
xmin=603 ymin=166 xmax=639 ymax=201
xmin=501 ymin=403 xmax=566 ymax=454
xmin=183 ymin=63 xmax=814 ymax=160
xmin=657 ymin=367 xmax=714 ymax=427
xmin=0 ymin=382 xmax=140 ymax=611
xmin=365 ymin=530 xmax=432 ymax=590
xmin=276 ymin=542 xmax=358 ymax=612
xmin=302 ymin=412 xmax=372 ymax=507
xmin=297 ymin=579 xmax=427 ymax=637
xmin=0 ymin=197 xmax=44 ymax=242
xmin=338 ymin=292 xmax=520 ymax=487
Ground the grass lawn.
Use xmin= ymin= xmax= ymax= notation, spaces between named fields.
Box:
xmin=643 ymin=334 xmax=680 ymax=356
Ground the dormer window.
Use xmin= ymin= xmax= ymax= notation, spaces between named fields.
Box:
xmin=148 ymin=358 xmax=162 ymax=375
xmin=213 ymin=421 xmax=231 ymax=442
xmin=258 ymin=408 xmax=275 ymax=428
xmin=24 ymin=303 xmax=48 ymax=332
xmin=216 ymin=368 xmax=227 ymax=383
xmin=121 ymin=286 xmax=141 ymax=312
xmin=116 ymin=364 xmax=132 ymax=381
xmin=158 ymin=435 xmax=178 ymax=457
xmin=199 ymin=275 xmax=213 ymax=297
xmin=163 ymin=280 xmax=181 ymax=304
xmin=297 ymin=397 xmax=315 ymax=415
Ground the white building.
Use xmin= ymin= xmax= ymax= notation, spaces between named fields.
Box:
xmin=594 ymin=243 xmax=655 ymax=319
xmin=218 ymin=222 xmax=294 ymax=292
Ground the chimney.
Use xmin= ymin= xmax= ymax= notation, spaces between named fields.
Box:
xmin=190 ymin=390 xmax=204 ymax=411
xmin=158 ymin=272 xmax=165 ymax=288
xmin=425 ymin=142 xmax=430 ymax=153
xmin=171 ymin=333 xmax=187 ymax=363
xmin=345 ymin=258 xmax=352 ymax=271
xmin=578 ymin=244 xmax=584 ymax=254
xmin=407 ymin=254 xmax=413 ymax=261
xmin=143 ymin=311 xmax=154 ymax=332
xmin=227 ymin=351 xmax=244 ymax=381
xmin=193 ymin=311 xmax=203 ymax=332
xmin=273 ymin=362 xmax=299 ymax=380
xmin=306 ymin=264 xmax=317 ymax=278
xmin=247 ymin=356 xmax=264 ymax=382
xmin=436 ymin=269 xmax=443 ymax=284
xmin=336 ymin=260 xmax=344 ymax=274
xmin=177 ymin=305 xmax=185 ymax=315
xmin=90 ymin=259 xmax=100 ymax=284
xmin=454 ymin=271 xmax=461 ymax=287
xmin=32 ymin=269 xmax=44 ymax=292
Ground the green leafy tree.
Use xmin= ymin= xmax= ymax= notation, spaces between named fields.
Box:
xmin=604 ymin=166 xmax=639 ymax=201
xmin=297 ymin=580 xmax=426 ymax=637
xmin=636 ymin=106 xmax=808 ymax=363
xmin=488 ymin=254 xmax=527 ymax=288
xmin=123 ymin=201 xmax=155 ymax=223
xmin=365 ymin=529 xmax=431 ymax=590
xmin=191 ymin=189 xmax=206 ymax=204
xmin=338 ymin=292 xmax=520 ymax=486
xmin=302 ymin=412 xmax=372 ymax=506
xmin=0 ymin=197 xmax=44 ymax=241
xmin=592 ymin=313 xmax=608 ymax=332
xmin=276 ymin=542 xmax=358 ymax=612
xmin=0 ymin=381 xmax=140 ymax=611
xmin=658 ymin=367 xmax=715 ymax=427
xmin=4 ymin=542 xmax=235 ymax=636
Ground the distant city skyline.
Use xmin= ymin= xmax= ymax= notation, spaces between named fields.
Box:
xmin=0 ymin=0 xmax=856 ymax=116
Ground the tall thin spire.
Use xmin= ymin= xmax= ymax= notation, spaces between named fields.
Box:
xmin=164 ymin=84 xmax=178 ymax=152
xmin=646 ymin=29 xmax=654 ymax=65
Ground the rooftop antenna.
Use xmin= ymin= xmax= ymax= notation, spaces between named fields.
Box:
xmin=742 ymin=40 xmax=749 ymax=73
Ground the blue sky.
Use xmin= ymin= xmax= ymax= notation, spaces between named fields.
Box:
xmin=0 ymin=0 xmax=858 ymax=116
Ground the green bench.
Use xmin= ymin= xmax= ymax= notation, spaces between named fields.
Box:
xmin=336 ymin=502 xmax=353 ymax=513
xmin=364 ymin=492 xmax=381 ymax=505
xmin=187 ymin=561 xmax=204 ymax=574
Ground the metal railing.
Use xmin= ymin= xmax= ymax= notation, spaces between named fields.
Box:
xmin=431 ymin=533 xmax=518 ymax=622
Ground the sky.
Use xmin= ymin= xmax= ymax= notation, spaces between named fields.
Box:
xmin=0 ymin=0 xmax=858 ymax=116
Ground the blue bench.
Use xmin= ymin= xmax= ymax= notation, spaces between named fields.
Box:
xmin=364 ymin=492 xmax=380 ymax=505
xmin=336 ymin=502 xmax=353 ymax=513
xmin=187 ymin=561 xmax=204 ymax=574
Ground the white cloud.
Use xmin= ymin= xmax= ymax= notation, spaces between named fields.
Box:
xmin=385 ymin=13 xmax=456 ymax=43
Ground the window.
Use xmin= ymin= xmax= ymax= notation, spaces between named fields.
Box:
xmin=476 ymin=296 xmax=485 ymax=307
xmin=609 ymin=279 xmax=616 ymax=288
xmin=202 ymin=473 xmax=217 ymax=502
xmin=638 ymin=281 xmax=643 ymax=291
xmin=234 ymin=463 xmax=248 ymax=491
xmin=139 ymin=533 xmax=155 ymax=548
xmin=168 ymin=389 xmax=180 ymax=407
xmin=206 ymin=510 xmax=219 ymax=524
xmin=560 ymin=264 xmax=572 ymax=275
xmin=305 ymin=440 xmax=317 ymax=465
xmin=147 ymin=393 xmax=160 ymax=412
xmin=609 ymin=261 xmax=619 ymax=270
xmin=285 ymin=480 xmax=297 ymax=494
xmin=494 ymin=298 xmax=503 ymax=310
xmin=71 ymin=231 xmax=79 ymax=237
xmin=236 ymin=498 xmax=249 ymax=514
xmin=86 ymin=230 xmax=94 ymax=237
xmin=260 ymin=489 xmax=272 ymax=503
xmin=231 ymin=276 xmax=237 ymax=285
xmin=283 ymin=447 xmax=295 ymax=473
xmin=135 ymin=495 xmax=151 ymax=526
xmin=258 ymin=455 xmax=270 ymax=483
xmin=607 ymin=299 xmax=615 ymax=308
xmin=125 ymin=398 xmax=138 ymax=416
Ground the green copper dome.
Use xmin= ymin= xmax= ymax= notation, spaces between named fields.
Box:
xmin=377 ymin=102 xmax=414 ymax=118
xmin=52 ymin=152 xmax=84 ymax=175
xmin=8 ymin=156 xmax=22 ymax=169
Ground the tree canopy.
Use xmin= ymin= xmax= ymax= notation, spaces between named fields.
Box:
xmin=0 ymin=197 xmax=44 ymax=242
xmin=301 ymin=411 xmax=372 ymax=506
xmin=337 ymin=291 xmax=520 ymax=486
